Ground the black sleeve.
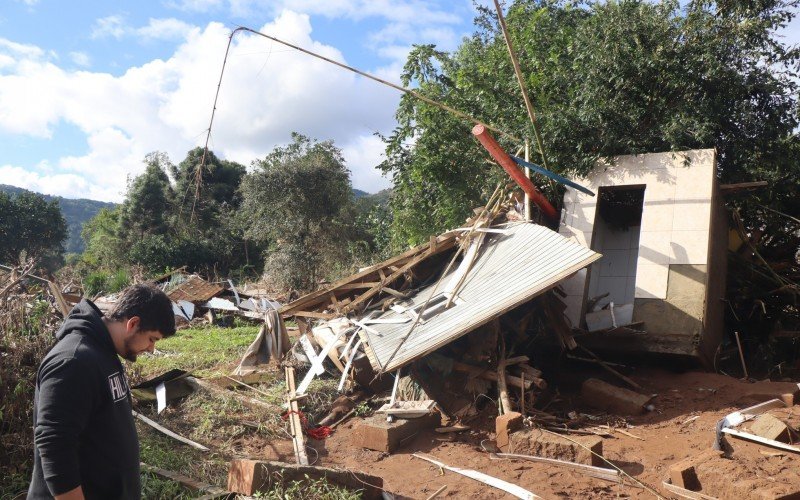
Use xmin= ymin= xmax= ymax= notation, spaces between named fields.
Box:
xmin=33 ymin=356 xmax=96 ymax=496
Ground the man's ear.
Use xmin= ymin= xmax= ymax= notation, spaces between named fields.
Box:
xmin=125 ymin=316 xmax=141 ymax=335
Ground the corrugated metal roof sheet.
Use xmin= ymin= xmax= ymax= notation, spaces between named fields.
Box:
xmin=358 ymin=223 xmax=602 ymax=372
xmin=166 ymin=275 xmax=224 ymax=303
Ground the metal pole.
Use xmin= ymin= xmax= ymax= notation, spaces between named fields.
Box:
xmin=524 ymin=139 xmax=532 ymax=221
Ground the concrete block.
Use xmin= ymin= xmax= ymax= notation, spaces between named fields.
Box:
xmin=581 ymin=378 xmax=653 ymax=415
xmin=353 ymin=412 xmax=438 ymax=453
xmin=495 ymin=411 xmax=523 ymax=452
xmin=750 ymin=414 xmax=791 ymax=442
xmin=508 ymin=428 xmax=603 ymax=466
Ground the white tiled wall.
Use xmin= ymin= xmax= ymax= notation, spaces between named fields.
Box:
xmin=558 ymin=149 xmax=716 ymax=324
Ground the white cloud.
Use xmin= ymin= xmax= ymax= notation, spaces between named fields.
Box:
xmin=0 ymin=38 xmax=45 ymax=59
xmin=69 ymin=51 xmax=91 ymax=67
xmin=15 ymin=0 xmax=39 ymax=6
xmin=91 ymin=15 xmax=127 ymax=40
xmin=166 ymin=0 xmax=224 ymax=13
xmin=137 ymin=18 xmax=196 ymax=41
xmin=0 ymin=12 xmax=397 ymax=201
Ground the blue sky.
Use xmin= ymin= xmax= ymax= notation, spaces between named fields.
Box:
xmin=1 ymin=0 xmax=799 ymax=202
xmin=0 ymin=0 xmax=478 ymax=201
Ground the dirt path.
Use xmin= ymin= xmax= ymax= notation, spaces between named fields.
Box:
xmin=269 ymin=369 xmax=800 ymax=499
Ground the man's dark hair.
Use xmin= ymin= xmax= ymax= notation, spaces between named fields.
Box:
xmin=108 ymin=284 xmax=176 ymax=337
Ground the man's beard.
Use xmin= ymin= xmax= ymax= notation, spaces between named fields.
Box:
xmin=121 ymin=337 xmax=139 ymax=362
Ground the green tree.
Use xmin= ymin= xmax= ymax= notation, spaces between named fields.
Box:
xmin=118 ymin=153 xmax=173 ymax=241
xmin=80 ymin=206 xmax=125 ymax=269
xmin=382 ymin=0 xmax=800 ymax=244
xmin=172 ymin=147 xmax=246 ymax=226
xmin=241 ymin=133 xmax=355 ymax=290
xmin=0 ymin=191 xmax=67 ymax=270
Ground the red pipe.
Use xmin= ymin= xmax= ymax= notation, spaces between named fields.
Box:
xmin=472 ymin=124 xmax=558 ymax=221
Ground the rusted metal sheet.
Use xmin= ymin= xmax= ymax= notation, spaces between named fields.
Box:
xmin=166 ymin=275 xmax=224 ymax=303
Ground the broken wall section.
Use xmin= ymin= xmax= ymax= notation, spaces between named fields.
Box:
xmin=559 ymin=149 xmax=726 ymax=361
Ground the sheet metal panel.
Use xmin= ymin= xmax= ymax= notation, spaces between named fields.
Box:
xmin=359 ymin=223 xmax=601 ymax=372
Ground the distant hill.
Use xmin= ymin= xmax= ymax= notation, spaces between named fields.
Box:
xmin=0 ymin=184 xmax=116 ymax=254
xmin=0 ymin=184 xmax=390 ymax=255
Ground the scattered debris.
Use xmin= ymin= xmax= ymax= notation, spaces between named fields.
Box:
xmin=227 ymin=459 xmax=384 ymax=499
xmin=412 ymin=453 xmax=541 ymax=500
xmin=132 ymin=411 xmax=209 ymax=452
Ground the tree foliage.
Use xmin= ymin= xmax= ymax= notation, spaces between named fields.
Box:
xmin=382 ymin=0 xmax=800 ymax=244
xmin=0 ymin=191 xmax=67 ymax=270
xmin=241 ymin=133 xmax=356 ymax=290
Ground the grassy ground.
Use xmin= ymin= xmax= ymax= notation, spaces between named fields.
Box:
xmin=129 ymin=324 xmax=355 ymax=499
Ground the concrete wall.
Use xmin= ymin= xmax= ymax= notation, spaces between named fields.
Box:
xmin=558 ymin=149 xmax=719 ymax=357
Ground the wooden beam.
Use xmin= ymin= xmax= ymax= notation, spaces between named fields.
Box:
xmin=141 ymin=463 xmax=229 ymax=498
xmin=285 ymin=367 xmax=309 ymax=465
xmin=293 ymin=311 xmax=338 ymax=320
xmin=720 ymin=181 xmax=767 ymax=192
xmin=343 ymin=237 xmax=457 ymax=314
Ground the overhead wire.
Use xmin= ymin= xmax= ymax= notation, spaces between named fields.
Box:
xmin=192 ymin=26 xmax=524 ymax=218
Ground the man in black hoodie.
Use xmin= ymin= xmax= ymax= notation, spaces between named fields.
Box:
xmin=28 ymin=284 xmax=176 ymax=500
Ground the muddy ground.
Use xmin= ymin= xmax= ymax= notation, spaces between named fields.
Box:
xmin=253 ymin=368 xmax=800 ymax=499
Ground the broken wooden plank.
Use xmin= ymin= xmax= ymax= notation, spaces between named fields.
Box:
xmin=412 ymin=453 xmax=541 ymax=500
xmin=133 ymin=411 xmax=209 ymax=451
xmin=577 ymin=345 xmax=642 ymax=391
xmin=279 ymin=234 xmax=456 ymax=317
xmin=490 ymin=452 xmax=621 ymax=483
xmin=452 ymin=360 xmax=536 ymax=390
xmin=343 ymin=237 xmax=458 ymax=314
xmin=48 ymin=281 xmax=71 ymax=316
xmin=141 ymin=462 xmax=228 ymax=498
xmin=293 ymin=311 xmax=338 ymax=320
xmin=719 ymin=181 xmax=767 ymax=192
xmin=285 ymin=366 xmax=309 ymax=466
xmin=662 ymin=479 xmax=719 ymax=500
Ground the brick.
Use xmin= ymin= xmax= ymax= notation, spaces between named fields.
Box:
xmin=668 ymin=450 xmax=724 ymax=491
xmin=668 ymin=457 xmax=701 ymax=491
xmin=581 ymin=378 xmax=652 ymax=415
xmin=228 ymin=459 xmax=268 ymax=496
xmin=508 ymin=428 xmax=603 ymax=466
xmin=496 ymin=411 xmax=523 ymax=452
xmin=353 ymin=413 xmax=438 ymax=453
xmin=750 ymin=414 xmax=791 ymax=442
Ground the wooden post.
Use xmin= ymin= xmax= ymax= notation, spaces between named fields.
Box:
xmin=284 ymin=366 xmax=309 ymax=465
xmin=735 ymin=331 xmax=749 ymax=379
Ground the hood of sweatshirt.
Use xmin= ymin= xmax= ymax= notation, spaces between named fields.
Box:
xmin=55 ymin=299 xmax=116 ymax=356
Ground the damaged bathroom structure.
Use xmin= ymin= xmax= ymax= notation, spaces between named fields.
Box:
xmin=558 ymin=149 xmax=728 ymax=365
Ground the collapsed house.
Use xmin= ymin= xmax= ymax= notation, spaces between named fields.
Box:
xmin=557 ymin=149 xmax=728 ymax=364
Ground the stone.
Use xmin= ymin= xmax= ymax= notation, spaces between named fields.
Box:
xmin=353 ymin=412 xmax=439 ymax=453
xmin=507 ymin=428 xmax=603 ymax=466
xmin=581 ymin=378 xmax=653 ymax=415
xmin=495 ymin=411 xmax=523 ymax=452
xmin=750 ymin=414 xmax=791 ymax=442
